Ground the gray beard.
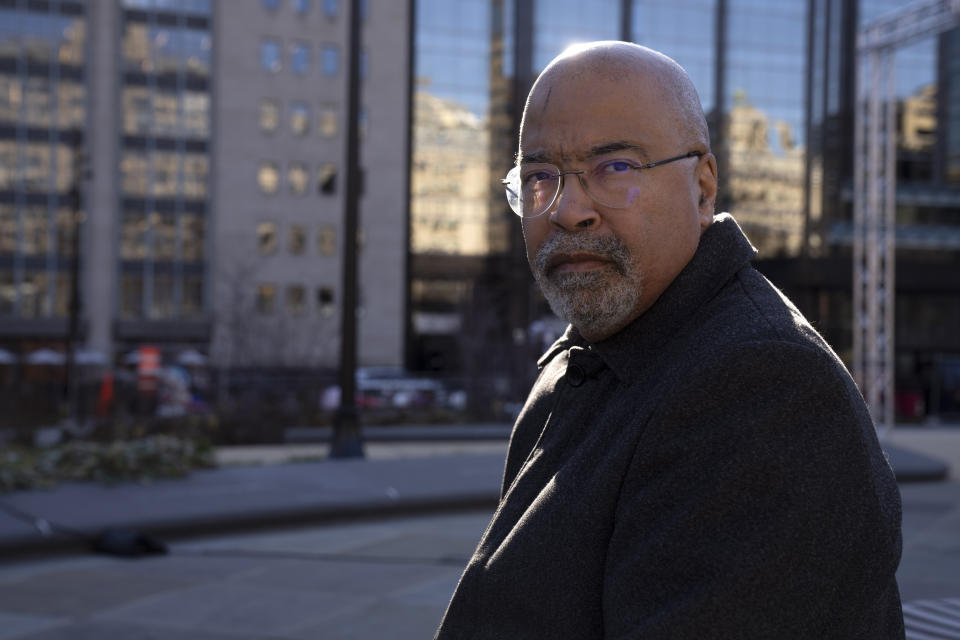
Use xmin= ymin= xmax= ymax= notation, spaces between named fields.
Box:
xmin=533 ymin=233 xmax=641 ymax=340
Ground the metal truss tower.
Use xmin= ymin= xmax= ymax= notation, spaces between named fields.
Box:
xmin=854 ymin=0 xmax=960 ymax=433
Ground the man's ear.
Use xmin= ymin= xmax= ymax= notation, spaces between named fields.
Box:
xmin=696 ymin=153 xmax=718 ymax=229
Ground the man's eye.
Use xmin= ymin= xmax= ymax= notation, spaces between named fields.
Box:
xmin=599 ymin=161 xmax=634 ymax=174
xmin=523 ymin=171 xmax=554 ymax=184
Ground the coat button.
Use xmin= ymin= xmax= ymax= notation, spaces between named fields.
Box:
xmin=566 ymin=364 xmax=585 ymax=387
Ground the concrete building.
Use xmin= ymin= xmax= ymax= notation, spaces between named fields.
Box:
xmin=0 ymin=0 xmax=409 ymax=375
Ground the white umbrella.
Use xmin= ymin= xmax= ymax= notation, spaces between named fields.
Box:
xmin=74 ymin=348 xmax=108 ymax=366
xmin=26 ymin=348 xmax=65 ymax=366
xmin=177 ymin=349 xmax=207 ymax=366
xmin=0 ymin=348 xmax=15 ymax=365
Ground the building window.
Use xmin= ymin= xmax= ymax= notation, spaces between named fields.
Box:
xmin=257 ymin=222 xmax=277 ymax=255
xmin=263 ymin=0 xmax=280 ymax=11
xmin=318 ymin=225 xmax=336 ymax=255
xmin=289 ymin=163 xmax=309 ymax=195
xmin=260 ymin=99 xmax=280 ymax=133
xmin=291 ymin=42 xmax=310 ymax=74
xmin=183 ymin=214 xmax=205 ymax=261
xmin=121 ymin=274 xmax=144 ymax=319
xmin=287 ymin=284 xmax=306 ymax=314
xmin=318 ymin=163 xmax=337 ymax=194
xmin=290 ymin=102 xmax=310 ymax=135
xmin=290 ymin=225 xmax=307 ymax=254
xmin=317 ymin=286 xmax=335 ymax=317
xmin=258 ymin=161 xmax=279 ymax=194
xmin=260 ymin=39 xmax=281 ymax=72
xmin=183 ymin=274 xmax=204 ymax=318
xmin=322 ymin=45 xmax=339 ymax=76
xmin=319 ymin=104 xmax=338 ymax=137
xmin=323 ymin=0 xmax=338 ymax=17
xmin=256 ymin=284 xmax=276 ymax=314
xmin=0 ymin=269 xmax=14 ymax=315
xmin=293 ymin=0 xmax=311 ymax=13
xmin=360 ymin=49 xmax=367 ymax=79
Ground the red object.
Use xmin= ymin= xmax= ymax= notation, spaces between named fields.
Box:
xmin=97 ymin=371 xmax=114 ymax=417
xmin=137 ymin=346 xmax=161 ymax=393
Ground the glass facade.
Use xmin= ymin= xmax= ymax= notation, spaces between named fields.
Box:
xmin=0 ymin=1 xmax=86 ymax=320
xmin=118 ymin=2 xmax=211 ymax=321
xmin=411 ymin=0 xmax=518 ymax=374
xmin=945 ymin=28 xmax=960 ymax=184
xmin=532 ymin=0 xmax=619 ymax=72
xmin=723 ymin=0 xmax=808 ymax=258
xmin=409 ymin=0 xmax=960 ymax=420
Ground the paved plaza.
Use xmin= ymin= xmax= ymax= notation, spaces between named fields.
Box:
xmin=0 ymin=427 xmax=957 ymax=638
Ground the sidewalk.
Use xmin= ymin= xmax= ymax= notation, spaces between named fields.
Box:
xmin=0 ymin=424 xmax=955 ymax=559
xmin=0 ymin=439 xmax=507 ymax=558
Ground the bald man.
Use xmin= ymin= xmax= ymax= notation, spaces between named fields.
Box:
xmin=435 ymin=42 xmax=903 ymax=639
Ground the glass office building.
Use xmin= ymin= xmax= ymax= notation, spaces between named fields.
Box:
xmin=0 ymin=1 xmax=86 ymax=327
xmin=410 ymin=0 xmax=960 ymax=420
xmin=117 ymin=0 xmax=211 ymax=323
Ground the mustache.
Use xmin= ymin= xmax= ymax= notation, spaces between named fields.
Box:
xmin=534 ymin=233 xmax=631 ymax=276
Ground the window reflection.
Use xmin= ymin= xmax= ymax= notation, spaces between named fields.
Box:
xmin=58 ymin=82 xmax=86 ymax=129
xmin=261 ymin=39 xmax=281 ymax=72
xmin=290 ymin=102 xmax=310 ymax=135
xmin=0 ymin=270 xmax=13 ymax=315
xmin=183 ymin=91 xmax=209 ymax=136
xmin=152 ymin=273 xmax=174 ymax=318
xmin=25 ymin=76 xmax=52 ymax=128
xmin=0 ymin=75 xmax=21 ymax=123
xmin=318 ymin=104 xmax=338 ymax=137
xmin=22 ymin=207 xmax=48 ymax=256
xmin=183 ymin=153 xmax=208 ymax=198
xmin=121 ymin=273 xmax=144 ymax=319
xmin=183 ymin=274 xmax=203 ymax=317
xmin=20 ymin=270 xmax=47 ymax=318
xmin=122 ymin=86 xmax=150 ymax=134
xmin=291 ymin=42 xmax=310 ymax=75
xmin=317 ymin=286 xmax=335 ymax=317
xmin=289 ymin=163 xmax=309 ymax=195
xmin=289 ymin=225 xmax=306 ymax=254
xmin=286 ymin=284 xmax=306 ymax=314
xmin=256 ymin=284 xmax=276 ymax=314
xmin=322 ymin=45 xmax=339 ymax=75
xmin=260 ymin=99 xmax=280 ymax=133
xmin=258 ymin=161 xmax=279 ymax=194
xmin=0 ymin=205 xmax=15 ymax=254
xmin=182 ymin=214 xmax=204 ymax=261
xmin=56 ymin=208 xmax=74 ymax=258
xmin=124 ymin=25 xmax=211 ymax=76
xmin=122 ymin=212 xmax=148 ymax=260
xmin=154 ymin=213 xmax=177 ymax=260
xmin=318 ymin=163 xmax=337 ymax=194
xmin=121 ymin=152 xmax=149 ymax=196
xmin=258 ymin=222 xmax=277 ymax=255
xmin=318 ymin=225 xmax=336 ymax=255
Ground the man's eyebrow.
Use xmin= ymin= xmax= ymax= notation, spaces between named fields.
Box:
xmin=518 ymin=151 xmax=551 ymax=164
xmin=587 ymin=141 xmax=647 ymax=158
xmin=517 ymin=142 xmax=646 ymax=165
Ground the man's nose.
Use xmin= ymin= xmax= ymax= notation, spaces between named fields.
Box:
xmin=550 ymin=172 xmax=599 ymax=230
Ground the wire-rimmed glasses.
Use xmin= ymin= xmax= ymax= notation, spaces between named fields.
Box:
xmin=502 ymin=150 xmax=703 ymax=218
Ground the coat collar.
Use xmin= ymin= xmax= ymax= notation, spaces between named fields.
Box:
xmin=540 ymin=213 xmax=756 ymax=380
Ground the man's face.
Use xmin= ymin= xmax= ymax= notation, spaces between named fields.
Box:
xmin=519 ymin=69 xmax=716 ymax=342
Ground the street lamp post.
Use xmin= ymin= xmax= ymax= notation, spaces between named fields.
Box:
xmin=330 ymin=0 xmax=365 ymax=458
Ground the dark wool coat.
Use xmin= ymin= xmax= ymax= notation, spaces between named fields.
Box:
xmin=435 ymin=214 xmax=904 ymax=640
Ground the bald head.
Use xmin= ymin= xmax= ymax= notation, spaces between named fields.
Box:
xmin=521 ymin=41 xmax=710 ymax=156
